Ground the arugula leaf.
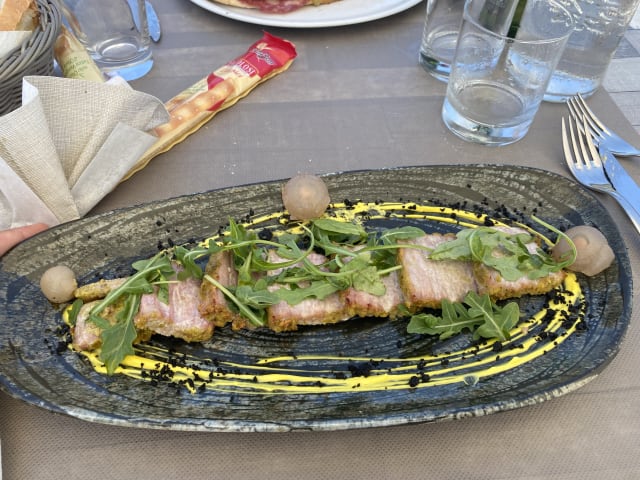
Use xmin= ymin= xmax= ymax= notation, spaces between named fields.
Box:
xmin=88 ymin=253 xmax=174 ymax=374
xmin=378 ymin=226 xmax=426 ymax=245
xmin=311 ymin=218 xmax=368 ymax=256
xmin=531 ymin=214 xmax=576 ymax=270
xmin=98 ymin=294 xmax=140 ymax=374
xmin=473 ymin=300 xmax=520 ymax=341
xmin=428 ymin=229 xmax=475 ymax=259
xmin=88 ymin=313 xmax=112 ymax=331
xmin=407 ymin=300 xmax=480 ymax=340
xmin=407 ymin=292 xmax=521 ymax=342
xmin=429 ymin=227 xmax=563 ymax=281
xmin=272 ymin=281 xmax=341 ymax=305
xmin=173 ymin=244 xmax=208 ymax=280
xmin=362 ymin=226 xmax=423 ymax=271
xmin=203 ymin=274 xmax=266 ymax=328
xmin=234 ymin=284 xmax=280 ymax=308
xmin=312 ymin=218 xmax=368 ymax=240
xmin=66 ymin=298 xmax=84 ymax=327
xmin=340 ymin=252 xmax=386 ymax=296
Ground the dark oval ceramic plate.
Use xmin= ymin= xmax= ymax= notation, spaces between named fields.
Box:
xmin=0 ymin=165 xmax=632 ymax=432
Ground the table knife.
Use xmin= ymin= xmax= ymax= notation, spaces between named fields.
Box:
xmin=600 ymin=146 xmax=640 ymax=231
xmin=146 ymin=1 xmax=162 ymax=42
xmin=128 ymin=0 xmax=161 ymax=43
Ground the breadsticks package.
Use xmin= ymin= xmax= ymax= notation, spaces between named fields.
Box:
xmin=124 ymin=32 xmax=297 ymax=179
xmin=53 ymin=25 xmax=105 ymax=82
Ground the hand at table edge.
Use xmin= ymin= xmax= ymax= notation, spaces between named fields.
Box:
xmin=0 ymin=223 xmax=49 ymax=257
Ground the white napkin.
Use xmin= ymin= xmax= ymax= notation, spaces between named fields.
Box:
xmin=0 ymin=75 xmax=169 ymax=230
xmin=0 ymin=31 xmax=31 ymax=59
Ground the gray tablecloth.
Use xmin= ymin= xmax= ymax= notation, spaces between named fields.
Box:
xmin=1 ymin=1 xmax=639 ymax=478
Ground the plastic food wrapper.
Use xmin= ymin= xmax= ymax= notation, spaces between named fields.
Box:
xmin=53 ymin=24 xmax=105 ymax=82
xmin=0 ymin=32 xmax=296 ymax=231
xmin=123 ymin=32 xmax=298 ymax=179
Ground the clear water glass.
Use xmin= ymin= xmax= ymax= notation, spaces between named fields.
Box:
xmin=544 ymin=0 xmax=640 ymax=102
xmin=61 ymin=0 xmax=153 ymax=80
xmin=442 ymin=0 xmax=574 ymax=146
xmin=419 ymin=0 xmax=466 ymax=82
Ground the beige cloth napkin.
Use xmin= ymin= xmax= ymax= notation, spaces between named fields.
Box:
xmin=0 ymin=75 xmax=169 ymax=230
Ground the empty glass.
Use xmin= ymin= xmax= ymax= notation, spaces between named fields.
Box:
xmin=61 ymin=0 xmax=153 ymax=80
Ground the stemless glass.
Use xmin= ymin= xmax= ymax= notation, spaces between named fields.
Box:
xmin=419 ymin=0 xmax=466 ymax=82
xmin=544 ymin=0 xmax=640 ymax=102
xmin=61 ymin=0 xmax=153 ymax=80
xmin=442 ymin=0 xmax=574 ymax=146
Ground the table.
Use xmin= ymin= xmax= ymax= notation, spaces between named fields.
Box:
xmin=2 ymin=1 xmax=640 ymax=478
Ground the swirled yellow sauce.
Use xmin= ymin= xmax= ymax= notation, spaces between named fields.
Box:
xmin=67 ymin=201 xmax=586 ymax=395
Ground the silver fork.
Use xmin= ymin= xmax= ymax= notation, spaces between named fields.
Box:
xmin=561 ymin=116 xmax=640 ymax=234
xmin=566 ymin=94 xmax=640 ymax=157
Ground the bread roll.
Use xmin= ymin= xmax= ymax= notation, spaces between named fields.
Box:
xmin=0 ymin=0 xmax=39 ymax=31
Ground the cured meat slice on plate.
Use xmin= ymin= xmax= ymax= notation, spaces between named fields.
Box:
xmin=398 ymin=233 xmax=478 ymax=311
xmin=342 ymin=270 xmax=405 ymax=320
xmin=266 ymin=250 xmax=351 ymax=332
xmin=212 ymin=0 xmax=341 ymax=14
xmin=199 ymin=250 xmax=246 ymax=329
xmin=70 ymin=227 xmax=567 ymax=349
xmin=340 ymin=245 xmax=406 ymax=319
xmin=474 ymin=227 xmax=566 ymax=300
xmin=73 ymin=301 xmax=152 ymax=351
xmin=135 ymin=263 xmax=214 ymax=343
xmin=398 ymin=231 xmax=566 ymax=311
xmin=73 ymin=263 xmax=213 ymax=351
xmin=74 ymin=278 xmax=126 ymax=302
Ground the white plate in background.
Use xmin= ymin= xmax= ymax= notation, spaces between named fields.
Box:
xmin=188 ymin=0 xmax=424 ymax=28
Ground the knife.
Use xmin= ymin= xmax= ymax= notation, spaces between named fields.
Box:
xmin=600 ymin=146 xmax=640 ymax=231
xmin=146 ymin=1 xmax=161 ymax=42
xmin=128 ymin=0 xmax=161 ymax=43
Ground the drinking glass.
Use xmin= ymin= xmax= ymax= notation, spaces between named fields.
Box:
xmin=544 ymin=0 xmax=640 ymax=102
xmin=419 ymin=0 xmax=466 ymax=82
xmin=442 ymin=0 xmax=574 ymax=146
xmin=61 ymin=0 xmax=153 ymax=80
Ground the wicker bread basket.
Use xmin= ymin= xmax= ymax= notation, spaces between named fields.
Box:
xmin=0 ymin=0 xmax=61 ymax=116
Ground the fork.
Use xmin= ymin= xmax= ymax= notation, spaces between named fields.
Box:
xmin=561 ymin=116 xmax=640 ymax=234
xmin=566 ymin=94 xmax=640 ymax=157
